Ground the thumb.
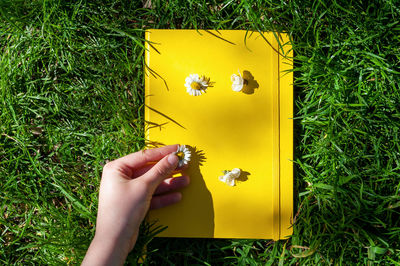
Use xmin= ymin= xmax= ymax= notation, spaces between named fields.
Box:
xmin=142 ymin=153 xmax=179 ymax=188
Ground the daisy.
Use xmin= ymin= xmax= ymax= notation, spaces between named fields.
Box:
xmin=174 ymin=145 xmax=191 ymax=167
xmin=231 ymin=70 xmax=247 ymax=92
xmin=184 ymin=74 xmax=209 ymax=96
xmin=219 ymin=168 xmax=241 ymax=186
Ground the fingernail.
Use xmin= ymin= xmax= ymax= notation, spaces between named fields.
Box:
xmin=167 ymin=153 xmax=179 ymax=165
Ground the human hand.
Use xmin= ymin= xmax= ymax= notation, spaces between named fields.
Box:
xmin=82 ymin=144 xmax=189 ymax=266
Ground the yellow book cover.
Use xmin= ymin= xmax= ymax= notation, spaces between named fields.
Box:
xmin=145 ymin=29 xmax=292 ymax=240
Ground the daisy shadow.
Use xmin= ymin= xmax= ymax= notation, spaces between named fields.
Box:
xmin=187 ymin=146 xmax=206 ymax=166
xmin=202 ymin=76 xmax=216 ymax=88
xmin=242 ymin=70 xmax=259 ymax=95
xmin=236 ymin=170 xmax=251 ymax=184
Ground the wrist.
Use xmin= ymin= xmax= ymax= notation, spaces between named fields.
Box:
xmin=82 ymin=233 xmax=134 ymax=266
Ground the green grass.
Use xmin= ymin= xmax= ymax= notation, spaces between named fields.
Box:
xmin=1 ymin=0 xmax=400 ymax=264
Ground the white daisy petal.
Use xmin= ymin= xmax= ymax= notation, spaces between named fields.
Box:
xmin=200 ymin=81 xmax=208 ymax=87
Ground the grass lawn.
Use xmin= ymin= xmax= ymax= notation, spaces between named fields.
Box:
xmin=1 ymin=0 xmax=400 ymax=264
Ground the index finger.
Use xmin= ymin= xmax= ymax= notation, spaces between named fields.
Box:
xmin=110 ymin=144 xmax=179 ymax=174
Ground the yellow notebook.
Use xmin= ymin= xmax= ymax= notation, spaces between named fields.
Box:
xmin=145 ymin=30 xmax=293 ymax=240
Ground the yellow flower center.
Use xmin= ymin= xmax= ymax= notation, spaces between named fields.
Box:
xmin=176 ymin=151 xmax=185 ymax=160
xmin=190 ymin=82 xmax=202 ymax=90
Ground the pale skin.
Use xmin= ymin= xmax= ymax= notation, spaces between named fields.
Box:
xmin=82 ymin=145 xmax=190 ymax=266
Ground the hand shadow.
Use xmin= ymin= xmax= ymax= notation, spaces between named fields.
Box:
xmin=179 ymin=146 xmax=214 ymax=237
xmin=242 ymin=70 xmax=259 ymax=95
xmin=147 ymin=146 xmax=214 ymax=238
